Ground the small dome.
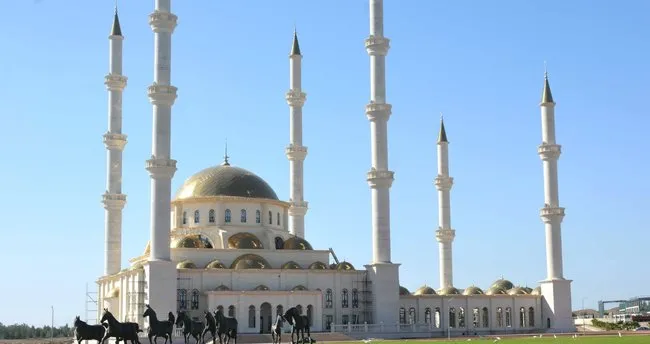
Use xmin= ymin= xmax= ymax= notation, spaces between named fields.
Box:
xmin=107 ymin=287 xmax=120 ymax=298
xmin=308 ymin=261 xmax=328 ymax=270
xmin=172 ymin=235 xmax=214 ymax=249
xmin=292 ymin=285 xmax=308 ymax=291
xmin=335 ymin=261 xmax=355 ymax=271
xmin=175 ymin=165 xmax=279 ymax=200
xmin=215 ymin=285 xmax=230 ymax=291
xmin=228 ymin=232 xmax=264 ymax=249
xmin=281 ymin=261 xmax=302 ymax=269
xmin=485 ymin=287 xmax=507 ymax=295
xmin=254 ymin=284 xmax=270 ymax=291
xmin=177 ymin=260 xmax=198 ymax=269
xmin=329 ymin=263 xmax=337 ymax=269
xmin=463 ymin=286 xmax=484 ymax=295
xmin=490 ymin=279 xmax=514 ymax=291
xmin=531 ymin=286 xmax=542 ymax=295
xmin=413 ymin=286 xmax=436 ymax=296
xmin=399 ymin=286 xmax=412 ymax=296
xmin=507 ymin=287 xmax=529 ymax=295
xmin=230 ymin=254 xmax=272 ymax=269
xmin=130 ymin=261 xmax=144 ymax=270
xmin=282 ymin=236 xmax=313 ymax=250
xmin=206 ymin=259 xmax=227 ymax=269
xmin=522 ymin=286 xmax=534 ymax=294
xmin=438 ymin=286 xmax=461 ymax=295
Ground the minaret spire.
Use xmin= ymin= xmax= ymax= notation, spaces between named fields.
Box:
xmin=435 ymin=116 xmax=455 ymax=290
xmin=103 ymin=7 xmax=128 ymax=276
xmin=286 ymin=28 xmax=308 ymax=238
xmin=542 ymin=63 xmax=554 ymax=103
xmin=111 ymin=5 xmax=122 ymax=36
xmin=222 ymin=139 xmax=230 ymax=166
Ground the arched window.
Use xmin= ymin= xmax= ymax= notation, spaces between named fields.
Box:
xmin=449 ymin=307 xmax=456 ymax=328
xmin=269 ymin=211 xmax=273 ymax=224
xmin=217 ymin=305 xmax=224 ymax=314
xmin=482 ymin=307 xmax=489 ymax=328
xmin=277 ymin=212 xmax=280 ymax=225
xmin=256 ymin=210 xmax=261 ymax=223
xmin=194 ymin=210 xmax=200 ymax=224
xmin=275 ymin=237 xmax=284 ymax=249
xmin=424 ymin=308 xmax=432 ymax=324
xmin=456 ymin=307 xmax=464 ymax=327
xmin=208 ymin=209 xmax=215 ymax=223
xmin=496 ymin=307 xmax=503 ymax=327
xmin=341 ymin=289 xmax=349 ymax=308
xmin=434 ymin=307 xmax=441 ymax=328
xmin=505 ymin=307 xmax=512 ymax=327
xmin=351 ymin=289 xmax=359 ymax=308
xmin=472 ymin=307 xmax=479 ymax=327
xmin=325 ymin=289 xmax=333 ymax=308
xmin=248 ymin=306 xmax=256 ymax=328
xmin=225 ymin=209 xmax=231 ymax=223
xmin=307 ymin=305 xmax=313 ymax=326
xmin=228 ymin=305 xmax=236 ymax=318
xmin=519 ymin=307 xmax=526 ymax=327
xmin=240 ymin=209 xmax=247 ymax=223
xmin=399 ymin=307 xmax=406 ymax=324
xmin=177 ymin=289 xmax=187 ymax=310
xmin=296 ymin=305 xmax=303 ymax=315
xmin=528 ymin=307 xmax=535 ymax=327
xmin=408 ymin=307 xmax=416 ymax=324
xmin=182 ymin=211 xmax=187 ymax=225
xmin=276 ymin=305 xmax=283 ymax=317
xmin=191 ymin=289 xmax=200 ymax=310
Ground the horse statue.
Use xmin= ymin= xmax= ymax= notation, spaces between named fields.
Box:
xmin=214 ymin=309 xmax=237 ymax=344
xmin=142 ymin=304 xmax=175 ymax=344
xmin=100 ymin=309 xmax=143 ymax=344
xmin=271 ymin=314 xmax=284 ymax=344
xmin=74 ymin=315 xmax=106 ymax=344
xmin=176 ymin=311 xmax=205 ymax=344
xmin=201 ymin=311 xmax=218 ymax=344
xmin=282 ymin=307 xmax=312 ymax=344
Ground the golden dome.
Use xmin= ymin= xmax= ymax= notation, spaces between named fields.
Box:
xmin=281 ymin=261 xmax=302 ymax=269
xmin=292 ymin=285 xmax=308 ymax=291
xmin=413 ymin=286 xmax=436 ymax=296
xmin=177 ymin=260 xmax=198 ymax=269
xmin=490 ymin=279 xmax=514 ymax=291
xmin=507 ymin=287 xmax=529 ymax=295
xmin=399 ymin=286 xmax=411 ymax=296
xmin=230 ymin=254 xmax=272 ymax=269
xmin=254 ymin=284 xmax=270 ymax=291
xmin=227 ymin=232 xmax=264 ymax=249
xmin=485 ymin=287 xmax=507 ymax=295
xmin=282 ymin=236 xmax=313 ymax=250
xmin=172 ymin=235 xmax=213 ymax=249
xmin=438 ymin=286 xmax=460 ymax=295
xmin=174 ymin=165 xmax=279 ymax=201
xmin=463 ymin=286 xmax=484 ymax=295
xmin=522 ymin=286 xmax=534 ymax=294
xmin=308 ymin=261 xmax=328 ymax=270
xmin=335 ymin=261 xmax=355 ymax=271
xmin=206 ymin=259 xmax=227 ymax=269
xmin=531 ymin=286 xmax=542 ymax=295
xmin=130 ymin=261 xmax=145 ymax=270
xmin=215 ymin=285 xmax=230 ymax=291
xmin=107 ymin=287 xmax=120 ymax=298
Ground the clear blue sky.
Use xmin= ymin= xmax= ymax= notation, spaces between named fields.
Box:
xmin=1 ymin=0 xmax=648 ymax=326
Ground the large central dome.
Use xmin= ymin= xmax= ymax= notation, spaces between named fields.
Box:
xmin=175 ymin=163 xmax=279 ymax=201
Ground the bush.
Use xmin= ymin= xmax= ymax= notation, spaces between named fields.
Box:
xmin=591 ymin=318 xmax=639 ymax=331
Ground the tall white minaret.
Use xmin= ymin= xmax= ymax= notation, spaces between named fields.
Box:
xmin=364 ymin=0 xmax=400 ymax=326
xmin=435 ymin=117 xmax=455 ymax=289
xmin=285 ymin=30 xmax=308 ymax=238
xmin=538 ymin=69 xmax=575 ymax=332
xmin=103 ymin=8 xmax=127 ymax=276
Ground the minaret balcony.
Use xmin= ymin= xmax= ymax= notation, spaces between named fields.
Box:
xmin=102 ymin=192 xmax=127 ymax=210
xmin=434 ymin=175 xmax=454 ymax=190
xmin=148 ymin=11 xmax=178 ymax=33
xmin=538 ymin=143 xmax=561 ymax=161
xmin=288 ymin=201 xmax=309 ymax=216
xmin=365 ymin=103 xmax=392 ymax=122
xmin=435 ymin=228 xmax=456 ymax=242
xmin=366 ymin=169 xmax=394 ymax=188
xmin=104 ymin=74 xmax=128 ymax=91
xmin=285 ymin=90 xmax=307 ymax=107
xmin=365 ymin=35 xmax=390 ymax=56
xmin=148 ymin=84 xmax=178 ymax=106
xmin=540 ymin=206 xmax=565 ymax=223
xmin=285 ymin=145 xmax=308 ymax=160
xmin=103 ymin=133 xmax=128 ymax=151
xmin=146 ymin=157 xmax=177 ymax=179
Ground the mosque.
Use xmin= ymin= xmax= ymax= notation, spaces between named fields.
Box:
xmin=96 ymin=0 xmax=575 ymax=336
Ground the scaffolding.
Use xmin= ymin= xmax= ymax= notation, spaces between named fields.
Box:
xmin=354 ymin=273 xmax=374 ymax=324
xmin=85 ymin=283 xmax=98 ymax=324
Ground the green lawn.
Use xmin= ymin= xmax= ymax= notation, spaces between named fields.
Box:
xmin=329 ymin=335 xmax=650 ymax=344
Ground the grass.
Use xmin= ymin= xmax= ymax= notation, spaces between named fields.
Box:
xmin=327 ymin=335 xmax=650 ymax=344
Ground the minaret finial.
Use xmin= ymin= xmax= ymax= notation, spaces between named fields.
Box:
xmin=290 ymin=27 xmax=301 ymax=56
xmin=541 ymin=62 xmax=554 ymax=103
xmin=222 ymin=139 xmax=230 ymax=166
xmin=438 ymin=113 xmax=448 ymax=143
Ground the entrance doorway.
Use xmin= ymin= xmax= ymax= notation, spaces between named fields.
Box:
xmin=260 ymin=302 xmax=272 ymax=333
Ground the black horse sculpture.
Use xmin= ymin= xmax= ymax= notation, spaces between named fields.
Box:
xmin=283 ymin=307 xmax=312 ymax=344
xmin=271 ymin=314 xmax=284 ymax=344
xmin=176 ymin=311 xmax=205 ymax=344
xmin=201 ymin=311 xmax=218 ymax=344
xmin=74 ymin=315 xmax=106 ymax=344
xmin=142 ymin=304 xmax=175 ymax=344
xmin=214 ymin=309 xmax=237 ymax=344
xmin=100 ymin=309 xmax=142 ymax=344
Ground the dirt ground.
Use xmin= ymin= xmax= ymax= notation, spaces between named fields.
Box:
xmin=0 ymin=338 xmax=72 ymax=344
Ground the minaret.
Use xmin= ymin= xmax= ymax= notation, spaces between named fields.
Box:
xmin=285 ymin=30 xmax=308 ymax=238
xmin=144 ymin=0 xmax=178 ymax=319
xmin=102 ymin=7 xmax=127 ymax=276
xmin=363 ymin=0 xmax=400 ymax=326
xmin=538 ymin=69 xmax=575 ymax=332
xmin=435 ymin=117 xmax=455 ymax=289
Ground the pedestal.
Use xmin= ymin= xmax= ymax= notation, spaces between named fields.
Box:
xmin=365 ymin=263 xmax=400 ymax=325
xmin=144 ymin=260 xmax=177 ymax=327
xmin=540 ymin=278 xmax=575 ymax=332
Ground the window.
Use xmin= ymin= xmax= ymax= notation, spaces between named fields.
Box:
xmin=458 ymin=307 xmax=465 ymax=328
xmin=241 ymin=209 xmax=247 ymax=223
xmin=505 ymin=307 xmax=512 ymax=327
xmin=194 ymin=210 xmax=200 ymax=224
xmin=352 ymin=289 xmax=359 ymax=308
xmin=342 ymin=315 xmax=349 ymax=325
xmin=496 ymin=307 xmax=503 ymax=327
xmin=248 ymin=306 xmax=256 ymax=328
xmin=399 ymin=307 xmax=406 ymax=324
xmin=472 ymin=307 xmax=479 ymax=327
xmin=208 ymin=209 xmax=215 ymax=223
xmin=191 ymin=289 xmax=199 ymax=310
xmin=434 ymin=308 xmax=441 ymax=328
xmin=528 ymin=307 xmax=535 ymax=327
xmin=408 ymin=307 xmax=416 ymax=324
xmin=325 ymin=289 xmax=333 ymax=308
xmin=269 ymin=211 xmax=272 ymax=224
xmin=217 ymin=305 xmax=224 ymax=314
xmin=482 ymin=307 xmax=489 ymax=328
xmin=449 ymin=307 xmax=456 ymax=328
xmin=256 ymin=210 xmax=261 ymax=223
xmin=424 ymin=308 xmax=432 ymax=324
xmin=519 ymin=307 xmax=526 ymax=327
xmin=275 ymin=237 xmax=284 ymax=249
xmin=277 ymin=212 xmax=280 ymax=225
xmin=325 ymin=315 xmax=333 ymax=330
xmin=307 ymin=305 xmax=313 ymax=326
xmin=296 ymin=305 xmax=303 ymax=315
xmin=225 ymin=209 xmax=231 ymax=223
xmin=229 ymin=305 xmax=235 ymax=318
xmin=182 ymin=211 xmax=187 ymax=225
xmin=177 ymin=289 xmax=187 ymax=310
xmin=352 ymin=314 xmax=358 ymax=325
xmin=341 ymin=289 xmax=349 ymax=308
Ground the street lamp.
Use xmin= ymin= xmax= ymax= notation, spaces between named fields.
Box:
xmin=50 ymin=306 xmax=54 ymax=344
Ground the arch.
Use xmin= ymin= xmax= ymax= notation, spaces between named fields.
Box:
xmin=482 ymin=307 xmax=489 ymax=328
xmin=241 ymin=209 xmax=247 ymax=223
xmin=248 ymin=305 xmax=256 ymax=328
xmin=505 ymin=307 xmax=512 ymax=327
xmin=449 ymin=307 xmax=456 ymax=328
xmin=341 ymin=289 xmax=349 ymax=308
xmin=325 ymin=289 xmax=333 ymax=308
xmin=296 ymin=305 xmax=303 ymax=315
xmin=458 ymin=307 xmax=465 ymax=328
xmin=225 ymin=209 xmax=232 ymax=223
xmin=217 ymin=305 xmax=224 ymax=314
xmin=547 ymin=317 xmax=551 ymax=328
xmin=277 ymin=212 xmax=280 ymax=225
xmin=194 ymin=210 xmax=200 ymax=224
xmin=260 ymin=302 xmax=272 ymax=333
xmin=408 ymin=307 xmax=416 ymax=324
xmin=191 ymin=289 xmax=200 ymax=310
xmin=182 ymin=211 xmax=187 ymax=225
xmin=177 ymin=289 xmax=187 ymax=310
xmin=434 ymin=307 xmax=441 ymax=328
xmin=472 ymin=307 xmax=479 ymax=327
xmin=276 ymin=305 xmax=283 ymax=316
xmin=424 ymin=307 xmax=432 ymax=324
xmin=528 ymin=307 xmax=535 ymax=327
xmin=208 ymin=209 xmax=215 ymax=223
xmin=496 ymin=307 xmax=503 ymax=327
xmin=228 ymin=305 xmax=236 ymax=317
xmin=275 ymin=237 xmax=284 ymax=249
xmin=269 ymin=211 xmax=272 ymax=224
xmin=519 ymin=307 xmax=526 ymax=327
xmin=307 ymin=305 xmax=313 ymax=326
xmin=228 ymin=233 xmax=264 ymax=250
xmin=352 ymin=289 xmax=359 ymax=308
xmin=399 ymin=307 xmax=406 ymax=324
xmin=256 ymin=210 xmax=261 ymax=223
